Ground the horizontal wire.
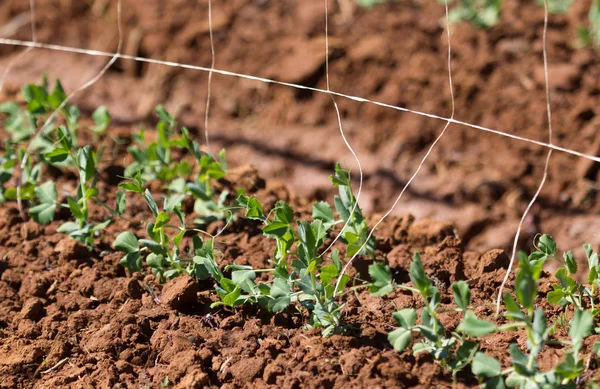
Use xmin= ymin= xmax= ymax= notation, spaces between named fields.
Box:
xmin=0 ymin=37 xmax=599 ymax=165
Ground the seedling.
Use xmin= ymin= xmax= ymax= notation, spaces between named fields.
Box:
xmin=379 ymin=254 xmax=495 ymax=381
xmin=125 ymin=106 xmax=193 ymax=181
xmin=329 ymin=163 xmax=376 ymax=257
xmin=448 ymin=0 xmax=502 ymax=28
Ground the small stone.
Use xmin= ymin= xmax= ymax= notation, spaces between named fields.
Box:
xmin=160 ymin=275 xmax=199 ymax=311
xmin=20 ymin=298 xmax=45 ymax=321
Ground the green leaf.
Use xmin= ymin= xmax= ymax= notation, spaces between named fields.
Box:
xmin=457 ymin=311 xmax=497 ymax=337
xmin=392 ymin=308 xmax=417 ymax=329
xmin=67 ymin=197 xmax=83 ymax=220
xmin=452 ymin=281 xmax=470 ymax=311
xmin=563 ymin=250 xmax=577 ymax=274
xmin=146 ymin=253 xmax=164 ymax=269
xmin=569 ymin=309 xmax=593 ymax=351
xmin=472 ymin=352 xmax=502 ymax=378
xmin=120 ymin=252 xmax=142 ymax=273
xmin=44 ymin=148 xmax=70 ymax=163
xmin=388 ymin=328 xmax=412 ymax=352
xmin=144 ymin=189 xmax=159 ymax=217
xmin=320 ymin=264 xmax=339 ymax=286
xmin=237 ymin=194 xmax=265 ymax=221
xmin=35 ymin=180 xmax=57 ymax=204
xmin=409 ymin=252 xmax=433 ymax=297
xmin=91 ymin=106 xmax=110 ymax=133
xmin=274 ymin=201 xmax=294 ymax=224
xmin=547 ymin=289 xmax=566 ymax=305
xmin=593 ymin=341 xmax=600 ymax=356
xmin=153 ymin=212 xmax=170 ymax=231
xmin=556 ymin=353 xmax=584 ymax=381
xmin=537 ymin=234 xmax=556 ymax=256
xmin=368 ymin=262 xmax=394 ymax=296
xmin=262 ymin=222 xmax=290 ymax=238
xmin=115 ymin=190 xmax=126 ymax=216
xmin=509 ymin=343 xmax=534 ymax=376
xmin=113 ymin=231 xmax=139 ymax=253
xmin=312 ymin=201 xmax=335 ymax=225
xmin=139 ymin=239 xmax=167 ymax=255
xmin=28 ymin=202 xmax=57 ymax=224
xmin=231 ymin=268 xmax=256 ymax=285
xmin=503 ymin=293 xmax=526 ymax=322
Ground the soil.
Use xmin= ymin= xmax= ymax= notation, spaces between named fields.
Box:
xmin=0 ymin=0 xmax=599 ymax=388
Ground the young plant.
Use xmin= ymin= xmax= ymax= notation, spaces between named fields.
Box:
xmin=125 ymin=106 xmax=193 ymax=182
xmin=471 ymin=239 xmax=595 ymax=388
xmin=378 ymin=254 xmax=495 ymax=381
xmin=527 ymin=234 xmax=600 ymax=316
xmin=232 ymin=194 xmax=349 ymax=335
xmin=329 ymin=163 xmax=376 ymax=257
xmin=448 ymin=0 xmax=502 ymax=29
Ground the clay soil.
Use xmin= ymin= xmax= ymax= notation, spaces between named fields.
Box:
xmin=0 ymin=0 xmax=600 ymax=388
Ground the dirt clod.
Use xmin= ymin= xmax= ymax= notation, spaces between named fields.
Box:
xmin=160 ymin=275 xmax=199 ymax=311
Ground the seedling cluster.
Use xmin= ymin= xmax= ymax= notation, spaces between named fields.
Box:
xmin=2 ymin=79 xmax=600 ymax=386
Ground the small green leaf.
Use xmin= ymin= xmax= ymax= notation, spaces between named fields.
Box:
xmin=472 ymin=352 xmax=502 ymax=378
xmin=144 ymin=189 xmax=159 ymax=217
xmin=569 ymin=309 xmax=593 ymax=351
xmin=368 ymin=262 xmax=394 ymax=296
xmin=28 ymin=202 xmax=57 ymax=224
xmin=537 ymin=234 xmax=556 ymax=256
xmin=262 ymin=222 xmax=290 ymax=238
xmin=146 ymin=253 xmax=164 ymax=269
xmin=91 ymin=106 xmax=110 ymax=133
xmin=35 ymin=180 xmax=58 ymax=204
xmin=452 ymin=281 xmax=470 ymax=311
xmin=409 ymin=252 xmax=433 ymax=297
xmin=120 ymin=252 xmax=142 ymax=273
xmin=113 ymin=231 xmax=139 ymax=253
xmin=457 ymin=311 xmax=497 ymax=337
xmin=67 ymin=197 xmax=83 ymax=220
xmin=312 ymin=201 xmax=335 ymax=225
xmin=153 ymin=212 xmax=170 ymax=231
xmin=237 ymin=194 xmax=265 ymax=221
xmin=563 ymin=250 xmax=577 ymax=274
xmin=392 ymin=308 xmax=417 ymax=329
xmin=388 ymin=328 xmax=412 ymax=352
xmin=44 ymin=148 xmax=70 ymax=163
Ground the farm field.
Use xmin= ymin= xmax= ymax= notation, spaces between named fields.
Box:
xmin=0 ymin=0 xmax=600 ymax=388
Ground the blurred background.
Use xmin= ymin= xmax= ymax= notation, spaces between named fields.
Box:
xmin=0 ymin=0 xmax=599 ymax=255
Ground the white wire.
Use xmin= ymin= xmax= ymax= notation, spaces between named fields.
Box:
xmin=495 ymin=0 xmax=554 ymax=316
xmin=0 ymin=38 xmax=596 ymax=164
xmin=319 ymin=0 xmax=365 ymax=258
xmin=204 ymin=0 xmax=215 ymax=156
xmin=333 ymin=0 xmax=456 ymax=294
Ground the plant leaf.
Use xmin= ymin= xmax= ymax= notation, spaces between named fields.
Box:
xmin=457 ymin=311 xmax=497 ymax=337
xmin=452 ymin=281 xmax=470 ymax=311
xmin=368 ymin=262 xmax=394 ymax=296
xmin=113 ymin=231 xmax=140 ymax=253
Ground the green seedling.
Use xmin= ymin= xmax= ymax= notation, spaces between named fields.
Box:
xmin=233 ymin=194 xmax=349 ymax=335
xmin=522 ymin=234 xmax=600 ymax=316
xmin=116 ymin=180 xmax=221 ymax=283
xmin=378 ymin=254 xmax=495 ymax=381
xmin=578 ymin=0 xmax=600 ymax=48
xmin=125 ymin=106 xmax=193 ymax=181
xmin=448 ymin=0 xmax=502 ymax=28
xmin=471 ymin=239 xmax=595 ymax=388
xmin=329 ymin=163 xmax=376 ymax=257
